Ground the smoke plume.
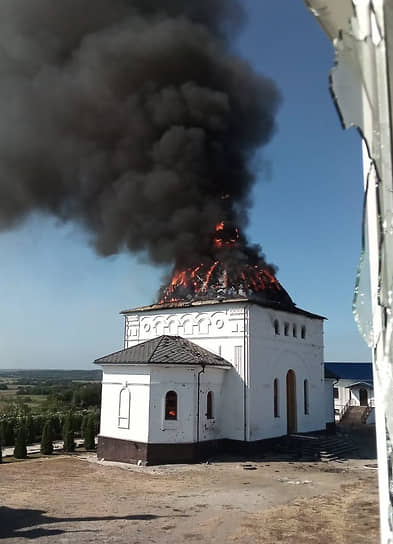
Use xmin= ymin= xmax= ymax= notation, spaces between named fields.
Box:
xmin=0 ymin=0 xmax=280 ymax=266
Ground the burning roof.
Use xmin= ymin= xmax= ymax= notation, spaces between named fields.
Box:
xmin=157 ymin=221 xmax=295 ymax=310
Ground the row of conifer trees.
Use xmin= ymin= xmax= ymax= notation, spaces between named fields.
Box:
xmin=0 ymin=411 xmax=98 ymax=462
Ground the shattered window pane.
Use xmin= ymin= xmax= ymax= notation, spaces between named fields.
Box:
xmin=353 ymin=177 xmax=373 ymax=348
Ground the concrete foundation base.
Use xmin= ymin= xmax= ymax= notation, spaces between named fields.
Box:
xmin=97 ymin=435 xmax=294 ymax=465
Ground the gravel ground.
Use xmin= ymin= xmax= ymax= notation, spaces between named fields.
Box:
xmin=0 ymin=453 xmax=379 ymax=543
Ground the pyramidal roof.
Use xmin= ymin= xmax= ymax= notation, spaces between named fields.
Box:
xmin=94 ymin=335 xmax=232 ymax=368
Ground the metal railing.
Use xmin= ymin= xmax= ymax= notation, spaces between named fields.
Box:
xmin=334 ymin=399 xmax=376 ymax=422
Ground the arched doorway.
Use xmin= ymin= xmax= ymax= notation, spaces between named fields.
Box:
xmin=286 ymin=370 xmax=297 ymax=434
xmin=359 ymin=388 xmax=368 ymax=406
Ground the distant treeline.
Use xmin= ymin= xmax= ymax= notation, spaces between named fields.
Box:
xmin=16 ymin=382 xmax=101 ymax=407
xmin=0 ymin=369 xmax=102 ymax=381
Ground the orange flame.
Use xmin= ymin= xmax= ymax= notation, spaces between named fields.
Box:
xmin=158 ymin=222 xmax=282 ymax=304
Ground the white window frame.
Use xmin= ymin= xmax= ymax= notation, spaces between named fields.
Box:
xmin=118 ymin=387 xmax=131 ymax=429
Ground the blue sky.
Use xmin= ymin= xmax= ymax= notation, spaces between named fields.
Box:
xmin=0 ymin=1 xmax=371 ymax=369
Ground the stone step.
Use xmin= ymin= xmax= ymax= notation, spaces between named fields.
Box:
xmin=274 ymin=433 xmax=358 ymax=461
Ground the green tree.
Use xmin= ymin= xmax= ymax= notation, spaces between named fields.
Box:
xmin=62 ymin=412 xmax=75 ymax=453
xmin=40 ymin=420 xmax=53 ymax=455
xmin=25 ymin=415 xmax=35 ymax=444
xmin=0 ymin=418 xmax=15 ymax=447
xmin=81 ymin=414 xmax=89 ymax=441
xmin=84 ymin=414 xmax=96 ymax=450
xmin=14 ymin=421 xmax=27 ymax=459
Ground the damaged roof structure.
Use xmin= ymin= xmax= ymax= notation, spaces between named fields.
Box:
xmin=304 ymin=1 xmax=393 ymax=541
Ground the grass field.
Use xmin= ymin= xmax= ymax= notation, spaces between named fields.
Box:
xmin=0 ymin=369 xmax=101 ymax=415
xmin=0 ymin=385 xmax=47 ymax=413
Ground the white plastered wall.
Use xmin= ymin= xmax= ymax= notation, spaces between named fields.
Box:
xmin=124 ymin=302 xmax=247 ymax=441
xmin=99 ymin=365 xmax=150 ymax=443
xmin=122 ymin=301 xmax=325 ymax=443
xmin=325 ymin=379 xmax=336 ymax=424
xmin=148 ymin=366 xmax=227 ymax=443
xmin=248 ymin=305 xmax=325 ymax=440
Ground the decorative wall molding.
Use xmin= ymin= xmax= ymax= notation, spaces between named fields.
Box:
xmin=125 ymin=309 xmax=243 ymax=342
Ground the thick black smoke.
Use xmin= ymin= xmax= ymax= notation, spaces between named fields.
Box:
xmin=0 ymin=0 xmax=280 ymax=266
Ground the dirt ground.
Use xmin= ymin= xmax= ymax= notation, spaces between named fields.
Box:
xmin=0 ymin=452 xmax=379 ymax=543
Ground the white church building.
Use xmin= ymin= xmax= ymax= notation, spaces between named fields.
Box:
xmin=95 ymin=297 xmax=334 ymax=465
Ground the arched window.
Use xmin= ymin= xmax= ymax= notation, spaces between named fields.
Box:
xmin=301 ymin=326 xmax=306 ymax=339
xmin=118 ymin=388 xmax=130 ymax=429
xmin=293 ymin=324 xmax=297 ymax=338
xmin=284 ymin=323 xmax=289 ymax=336
xmin=304 ymin=379 xmax=309 ymax=415
xmin=165 ymin=391 xmax=178 ymax=420
xmin=207 ymin=391 xmax=213 ymax=419
xmin=274 ymin=319 xmax=280 ymax=335
xmin=274 ymin=378 xmax=279 ymax=417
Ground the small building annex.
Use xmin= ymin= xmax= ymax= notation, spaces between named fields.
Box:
xmin=325 ymin=362 xmax=375 ymax=424
xmin=95 ymin=297 xmax=334 ymax=465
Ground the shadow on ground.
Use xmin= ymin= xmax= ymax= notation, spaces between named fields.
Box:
xmin=0 ymin=506 xmax=183 ymax=540
xmin=208 ymin=425 xmax=377 ymax=465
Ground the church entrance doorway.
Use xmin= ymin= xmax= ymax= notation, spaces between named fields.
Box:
xmin=359 ymin=388 xmax=368 ymax=406
xmin=286 ymin=370 xmax=297 ymax=434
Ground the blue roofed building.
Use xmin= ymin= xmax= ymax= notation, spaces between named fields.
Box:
xmin=325 ymin=362 xmax=375 ymax=425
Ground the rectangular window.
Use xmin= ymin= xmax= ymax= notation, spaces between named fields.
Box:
xmin=333 ymin=387 xmax=339 ymax=399
xmin=234 ymin=346 xmax=242 ymax=370
xmin=207 ymin=392 xmax=213 ymax=419
xmin=304 ymin=379 xmax=309 ymax=415
xmin=274 ymin=379 xmax=279 ymax=418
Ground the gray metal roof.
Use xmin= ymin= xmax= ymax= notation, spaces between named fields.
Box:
xmin=94 ymin=335 xmax=232 ymax=368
